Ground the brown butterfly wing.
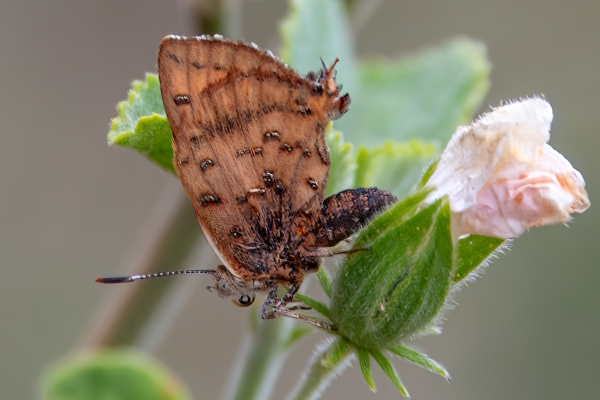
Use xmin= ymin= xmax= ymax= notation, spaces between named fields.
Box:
xmin=158 ymin=36 xmax=346 ymax=281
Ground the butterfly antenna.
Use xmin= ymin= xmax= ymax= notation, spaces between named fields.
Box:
xmin=320 ymin=57 xmax=327 ymax=71
xmin=95 ymin=269 xmax=218 ymax=284
xmin=327 ymin=57 xmax=340 ymax=77
xmin=319 ymin=57 xmax=339 ymax=77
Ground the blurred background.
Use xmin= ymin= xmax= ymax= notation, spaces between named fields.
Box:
xmin=1 ymin=0 xmax=598 ymax=399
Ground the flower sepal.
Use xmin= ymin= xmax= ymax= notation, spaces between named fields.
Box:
xmin=330 ymin=194 xmax=454 ymax=349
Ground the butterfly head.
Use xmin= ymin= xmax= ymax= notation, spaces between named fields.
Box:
xmin=311 ymin=57 xmax=351 ymax=120
xmin=207 ymin=265 xmax=263 ymax=307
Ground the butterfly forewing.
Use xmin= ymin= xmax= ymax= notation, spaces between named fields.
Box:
xmin=158 ymin=36 xmax=341 ymax=282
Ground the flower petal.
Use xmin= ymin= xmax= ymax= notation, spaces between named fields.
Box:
xmin=426 ymin=97 xmax=589 ymax=239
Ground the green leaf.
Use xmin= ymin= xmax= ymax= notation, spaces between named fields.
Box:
xmin=388 ymin=344 xmax=451 ymax=380
xmin=356 ymin=347 xmax=376 ymax=392
xmin=453 ymin=234 xmax=506 ymax=283
xmin=280 ymin=0 xmax=358 ymax=101
xmin=109 ymin=74 xmax=166 ymax=134
xmin=331 ymin=197 xmax=454 ymax=349
xmin=108 ymin=74 xmax=174 ymax=174
xmin=40 ymin=351 xmax=190 ymax=400
xmin=336 ymin=37 xmax=490 ymax=147
xmin=354 ymin=140 xmax=437 ymax=199
xmin=325 ymin=128 xmax=357 ymax=196
xmin=370 ymin=349 xmax=409 ymax=398
xmin=294 ymin=293 xmax=332 ymax=320
xmin=317 ymin=268 xmax=333 ymax=298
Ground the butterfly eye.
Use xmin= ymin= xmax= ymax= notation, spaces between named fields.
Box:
xmin=232 ymin=293 xmax=255 ymax=307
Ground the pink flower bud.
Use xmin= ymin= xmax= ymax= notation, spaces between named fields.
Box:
xmin=426 ymin=97 xmax=590 ymax=239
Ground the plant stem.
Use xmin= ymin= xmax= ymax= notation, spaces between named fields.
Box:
xmin=287 ymin=338 xmax=355 ymax=400
xmin=79 ymin=183 xmax=203 ymax=348
xmin=221 ymin=315 xmax=296 ymax=400
xmin=222 ymin=0 xmax=243 ymax=40
xmin=350 ymin=0 xmax=383 ymax=35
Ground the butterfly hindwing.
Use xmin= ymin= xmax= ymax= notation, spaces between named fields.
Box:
xmin=158 ymin=35 xmax=346 ymax=281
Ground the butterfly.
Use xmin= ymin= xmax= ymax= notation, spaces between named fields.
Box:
xmin=98 ymin=35 xmax=395 ymax=327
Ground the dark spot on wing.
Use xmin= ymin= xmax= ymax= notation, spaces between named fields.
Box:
xmin=263 ymin=131 xmax=281 ymax=141
xmin=199 ymin=194 xmax=221 ymax=206
xmin=200 ymin=159 xmax=214 ymax=171
xmin=166 ymin=52 xmax=180 ymax=63
xmin=262 ymin=171 xmax=274 ymax=185
xmin=275 ymin=180 xmax=285 ymax=193
xmin=174 ymin=95 xmax=191 ymax=105
xmin=236 ymin=148 xmax=250 ymax=157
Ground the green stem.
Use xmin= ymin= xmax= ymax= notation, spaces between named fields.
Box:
xmin=222 ymin=315 xmax=295 ymax=400
xmin=288 ymin=338 xmax=354 ymax=400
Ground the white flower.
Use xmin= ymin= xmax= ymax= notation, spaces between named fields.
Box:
xmin=426 ymin=97 xmax=590 ymax=240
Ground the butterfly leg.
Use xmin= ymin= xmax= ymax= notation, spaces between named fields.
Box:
xmin=259 ymin=282 xmax=299 ymax=319
xmin=271 ymin=304 xmax=336 ymax=331
xmin=304 ymin=246 xmax=369 ymax=259
xmin=279 ymin=282 xmax=301 ymax=305
xmin=286 ymin=301 xmax=312 ymax=311
xmin=259 ymin=285 xmax=279 ymax=320
xmin=260 ymin=284 xmax=335 ymax=331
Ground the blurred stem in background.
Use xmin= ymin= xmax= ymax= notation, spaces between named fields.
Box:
xmin=79 ymin=182 xmax=202 ymax=349
xmin=222 ymin=316 xmax=298 ymax=400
